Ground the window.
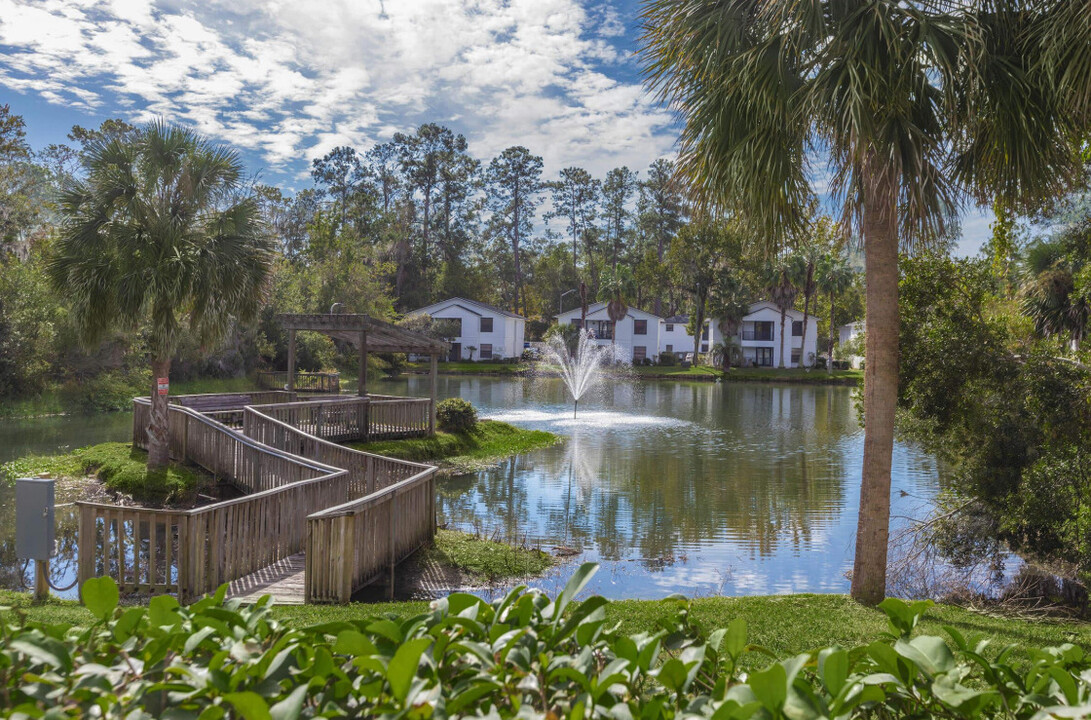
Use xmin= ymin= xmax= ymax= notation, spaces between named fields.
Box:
xmin=665 ymin=344 xmax=673 ymax=353
xmin=588 ymin=320 xmax=613 ymax=339
xmin=665 ymin=323 xmax=674 ymax=332
xmin=633 ymin=346 xmax=647 ymax=361
xmin=792 ymin=320 xmax=803 ymax=336
xmin=701 ymin=325 xmax=709 ymax=340
xmin=480 ymin=317 xmax=493 ymax=333
xmin=745 ymin=347 xmax=774 ymax=366
xmin=480 ymin=344 xmax=493 ymax=359
xmin=701 ymin=343 xmax=709 ymax=353
xmin=570 ymin=319 xmax=583 ymax=328
xmin=791 ymin=349 xmax=802 ymax=365
xmin=742 ymin=321 xmax=774 ymax=341
xmin=634 ymin=319 xmax=647 ymax=335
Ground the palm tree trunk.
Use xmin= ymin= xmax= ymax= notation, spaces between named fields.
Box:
xmin=778 ymin=309 xmax=787 ymax=368
xmin=147 ymin=357 xmax=172 ymax=470
xmin=800 ymin=289 xmax=812 ymax=368
xmin=828 ymin=292 xmax=835 ymax=375
xmin=851 ymin=167 xmax=899 ymax=606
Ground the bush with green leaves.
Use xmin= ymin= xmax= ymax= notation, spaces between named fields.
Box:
xmin=5 ymin=564 xmax=1091 ymax=719
xmin=436 ymin=397 xmax=477 ymax=432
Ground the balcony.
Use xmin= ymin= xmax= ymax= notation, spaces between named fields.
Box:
xmin=741 ymin=329 xmax=774 ymax=341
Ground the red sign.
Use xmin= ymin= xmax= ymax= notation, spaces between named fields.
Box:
xmin=157 ymin=377 xmax=169 ymax=396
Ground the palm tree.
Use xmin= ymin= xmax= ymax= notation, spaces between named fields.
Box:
xmin=789 ymin=244 xmax=821 ymax=368
xmin=815 ymin=253 xmax=855 ymax=374
xmin=49 ymin=122 xmax=273 ymax=469
xmin=764 ymin=258 xmax=798 ymax=369
xmin=642 ymin=1 xmax=1087 ymax=604
xmin=597 ymin=265 xmax=634 ymax=346
xmin=709 ymin=275 xmax=750 ymax=371
xmin=1019 ymin=238 xmax=1090 ymax=350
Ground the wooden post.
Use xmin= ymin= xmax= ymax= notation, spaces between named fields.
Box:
xmin=429 ymin=354 xmax=438 ymax=434
xmin=35 ymin=558 xmax=49 ymax=602
xmin=287 ymin=329 xmax=297 ymax=393
xmin=358 ymin=331 xmax=368 ymax=397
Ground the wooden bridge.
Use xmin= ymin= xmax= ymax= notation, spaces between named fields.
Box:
xmin=76 ymin=392 xmax=438 ymax=603
xmin=76 ymin=313 xmax=450 ymax=604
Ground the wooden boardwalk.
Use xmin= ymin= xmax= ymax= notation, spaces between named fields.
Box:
xmin=227 ymin=553 xmax=307 ymax=604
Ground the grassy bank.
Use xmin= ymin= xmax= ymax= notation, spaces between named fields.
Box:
xmin=350 ymin=420 xmax=560 ymax=471
xmin=404 ymin=360 xmax=861 ymax=385
xmin=420 ymin=529 xmax=553 ymax=581
xmin=0 ymin=441 xmax=208 ymax=505
xmin=2 ymin=588 xmax=1086 ymax=671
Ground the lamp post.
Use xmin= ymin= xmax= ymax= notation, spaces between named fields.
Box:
xmin=559 ymin=288 xmax=577 ymax=317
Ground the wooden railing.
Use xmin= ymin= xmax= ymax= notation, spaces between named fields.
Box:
xmin=243 ymin=407 xmax=429 ymax=497
xmin=81 ymin=401 xmax=348 ymax=601
xmin=79 ymin=393 xmax=437 ymax=604
xmin=250 ymin=396 xmax=432 ymax=442
xmin=306 ymin=470 xmax=436 ymax=603
xmin=257 ymin=371 xmax=340 ymax=393
xmin=368 ymin=398 xmax=432 ymax=439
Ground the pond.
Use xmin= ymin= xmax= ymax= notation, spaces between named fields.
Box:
xmin=0 ymin=376 xmax=944 ymax=600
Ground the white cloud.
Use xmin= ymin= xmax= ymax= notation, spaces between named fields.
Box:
xmin=0 ymin=0 xmax=675 ymax=180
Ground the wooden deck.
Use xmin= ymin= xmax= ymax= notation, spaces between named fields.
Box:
xmin=227 ymin=553 xmax=306 ymax=604
xmin=78 ymin=391 xmax=439 ymax=604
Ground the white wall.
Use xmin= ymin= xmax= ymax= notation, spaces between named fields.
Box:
xmin=710 ymin=304 xmax=819 ymax=368
xmin=411 ymin=301 xmax=524 ymax=360
xmin=557 ymin=305 xmax=660 ymax=362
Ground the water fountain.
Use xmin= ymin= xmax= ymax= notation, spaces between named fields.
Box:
xmin=542 ymin=329 xmax=624 ymax=418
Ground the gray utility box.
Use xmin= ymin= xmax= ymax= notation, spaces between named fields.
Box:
xmin=15 ymin=477 xmax=54 ymax=560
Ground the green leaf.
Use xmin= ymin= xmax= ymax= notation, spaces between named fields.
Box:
xmin=748 ymin=662 xmax=787 ymax=711
xmin=333 ymin=630 xmax=376 ymax=656
xmin=895 ymin=635 xmax=955 ymax=676
xmin=387 ymin=638 xmax=432 ymax=704
xmin=818 ymin=647 xmax=849 ymax=696
xmin=552 ymin=563 xmax=599 ymax=621
xmin=149 ymin=595 xmax=181 ymax=627
xmin=224 ymin=692 xmax=272 ymax=720
xmin=724 ymin=618 xmax=747 ymax=659
xmin=657 ymin=658 xmax=688 ymax=694
xmin=82 ymin=576 xmax=119 ymax=621
xmin=269 ymin=685 xmax=309 ymax=720
xmin=9 ymin=636 xmax=73 ymax=673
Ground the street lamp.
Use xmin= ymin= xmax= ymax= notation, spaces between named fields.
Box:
xmin=559 ymin=288 xmax=577 ymax=317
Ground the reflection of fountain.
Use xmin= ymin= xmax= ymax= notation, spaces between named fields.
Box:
xmin=543 ymin=330 xmax=625 ymax=417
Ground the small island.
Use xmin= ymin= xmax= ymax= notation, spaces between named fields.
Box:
xmin=351 ymin=398 xmax=561 ymax=473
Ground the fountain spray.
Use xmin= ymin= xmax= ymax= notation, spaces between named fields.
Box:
xmin=543 ymin=329 xmax=618 ymax=419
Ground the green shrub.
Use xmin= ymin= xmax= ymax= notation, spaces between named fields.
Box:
xmin=436 ymin=397 xmax=477 ymax=432
xmin=5 ymin=565 xmax=1091 ymax=719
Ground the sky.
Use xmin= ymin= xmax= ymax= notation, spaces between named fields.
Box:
xmin=0 ymin=0 xmax=991 ymax=256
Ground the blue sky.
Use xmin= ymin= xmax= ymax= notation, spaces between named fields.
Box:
xmin=0 ymin=0 xmax=990 ymax=255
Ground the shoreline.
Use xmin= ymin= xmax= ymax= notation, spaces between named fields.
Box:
xmin=405 ymin=367 xmax=861 ymax=386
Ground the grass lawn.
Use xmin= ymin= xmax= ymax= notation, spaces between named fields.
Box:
xmin=3 ymin=588 xmax=1086 ymax=671
xmin=350 ymin=420 xmax=561 ymax=471
xmin=628 ymin=365 xmax=722 ymax=379
xmin=407 ymin=361 xmax=526 ymax=375
xmin=723 ymin=367 xmax=863 ymax=384
xmin=1 ymin=442 xmax=209 ymax=505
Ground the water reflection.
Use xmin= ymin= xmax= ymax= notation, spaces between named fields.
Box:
xmin=377 ymin=376 xmax=943 ymax=599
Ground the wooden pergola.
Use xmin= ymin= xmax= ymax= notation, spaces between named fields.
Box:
xmin=277 ymin=313 xmax=449 ymax=431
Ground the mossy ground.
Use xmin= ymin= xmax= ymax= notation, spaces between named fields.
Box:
xmin=350 ymin=420 xmax=560 ymax=472
xmin=1 ymin=442 xmax=209 ymax=505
